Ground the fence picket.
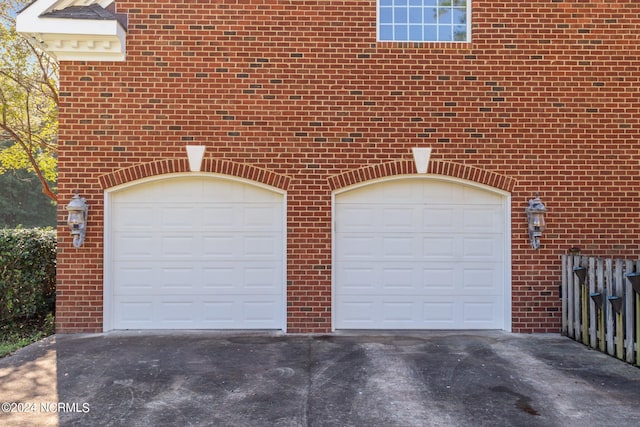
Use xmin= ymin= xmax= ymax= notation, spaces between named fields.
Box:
xmin=625 ymin=260 xmax=635 ymax=363
xmin=596 ymin=258 xmax=605 ymax=352
xmin=589 ymin=257 xmax=596 ymax=349
xmin=574 ymin=255 xmax=582 ymax=341
xmin=567 ymin=255 xmax=574 ymax=339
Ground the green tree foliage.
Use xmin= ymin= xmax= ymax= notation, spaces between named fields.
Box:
xmin=0 ymin=0 xmax=58 ymax=202
xmin=0 ymin=168 xmax=56 ymax=228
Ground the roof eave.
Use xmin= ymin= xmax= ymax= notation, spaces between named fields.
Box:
xmin=16 ymin=1 xmax=126 ymax=62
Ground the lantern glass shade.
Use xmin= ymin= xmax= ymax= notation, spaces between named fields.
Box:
xmin=529 ymin=211 xmax=546 ymax=233
xmin=68 ymin=210 xmax=84 ymax=229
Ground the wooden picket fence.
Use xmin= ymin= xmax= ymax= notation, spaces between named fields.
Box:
xmin=561 ymin=255 xmax=640 ymax=365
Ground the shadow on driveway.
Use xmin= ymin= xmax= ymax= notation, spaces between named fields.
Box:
xmin=1 ymin=331 xmax=640 ymax=426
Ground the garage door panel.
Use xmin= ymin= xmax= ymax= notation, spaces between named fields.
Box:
xmin=244 ymin=205 xmax=282 ymax=228
xmin=202 ymin=207 xmax=235 ymax=227
xmin=382 ymin=236 xmax=419 ymax=258
xmin=423 ymin=301 xmax=455 ymax=323
xmin=463 ymin=207 xmax=504 ymax=231
xmin=338 ymin=266 xmax=377 ymax=290
xmin=337 ymin=235 xmax=380 ymax=259
xmin=244 ymin=266 xmax=284 ymax=289
xmin=423 ymin=268 xmax=456 ymax=290
xmin=113 ymin=206 xmax=157 ymax=229
xmin=382 ymin=267 xmax=417 ymax=290
xmin=336 ymin=295 xmax=504 ymax=329
xmin=162 ymin=236 xmax=198 ymax=257
xmin=114 ymin=294 xmax=283 ymax=329
xmin=243 ymin=235 xmax=282 ymax=257
xmin=109 ymin=176 xmax=285 ymax=330
xmin=115 ymin=299 xmax=155 ymax=327
xmin=382 ymin=207 xmax=416 ymax=230
xmin=462 ymin=236 xmax=504 ymax=260
xmin=422 ymin=207 xmax=458 ymax=231
xmin=202 ymin=236 xmax=236 ymax=257
xmin=161 ymin=207 xmax=198 ymax=228
xmin=423 ymin=236 xmax=457 ymax=258
xmin=462 ymin=187 xmax=504 ymax=205
xmin=335 ymin=178 xmax=508 ymax=330
xmin=335 ymin=207 xmax=376 ymax=231
xmin=462 ymin=267 xmax=502 ymax=291
xmin=160 ymin=267 xmax=197 ymax=290
xmin=112 ymin=266 xmax=155 ymax=291
xmin=113 ymin=234 xmax=157 ymax=258
xmin=239 ymin=184 xmax=283 ymax=203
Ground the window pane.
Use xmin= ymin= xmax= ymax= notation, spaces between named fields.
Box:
xmin=380 ymin=0 xmax=393 ymax=6
xmin=380 ymin=7 xmax=393 ymax=24
xmin=409 ymin=0 xmax=422 ymax=6
xmin=380 ymin=25 xmax=394 ymax=40
xmin=409 ymin=7 xmax=422 ymax=24
xmin=424 ymin=25 xmax=437 ymax=40
xmin=395 ymin=25 xmax=408 ymax=40
xmin=409 ymin=25 xmax=423 ymax=41
xmin=453 ymin=25 xmax=467 ymax=41
xmin=453 ymin=7 xmax=466 ymax=25
xmin=424 ymin=7 xmax=438 ymax=25
xmin=438 ymin=9 xmax=452 ymax=25
xmin=395 ymin=7 xmax=408 ymax=24
xmin=438 ymin=24 xmax=452 ymax=41
xmin=395 ymin=0 xmax=408 ymax=5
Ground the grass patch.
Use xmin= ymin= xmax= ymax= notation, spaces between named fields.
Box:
xmin=0 ymin=313 xmax=54 ymax=358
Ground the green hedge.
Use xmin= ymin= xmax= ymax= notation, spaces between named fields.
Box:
xmin=0 ymin=228 xmax=56 ymax=324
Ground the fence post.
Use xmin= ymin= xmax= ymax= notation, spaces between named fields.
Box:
xmin=596 ymin=258 xmax=605 ymax=352
xmin=561 ymin=255 xmax=568 ymax=336
xmin=605 ymin=258 xmax=614 ymax=356
xmin=588 ymin=257 xmax=596 ymax=349
xmin=567 ymin=255 xmax=575 ymax=339
xmin=625 ymin=260 xmax=635 ymax=364
xmin=574 ymin=255 xmax=582 ymax=341
xmin=636 ymin=260 xmax=640 ymax=365
xmin=614 ymin=259 xmax=624 ymax=360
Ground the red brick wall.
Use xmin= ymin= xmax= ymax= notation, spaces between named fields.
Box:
xmin=56 ymin=1 xmax=640 ymax=333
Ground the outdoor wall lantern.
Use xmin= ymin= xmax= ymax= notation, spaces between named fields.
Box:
xmin=66 ymin=191 xmax=88 ymax=248
xmin=525 ymin=193 xmax=547 ymax=250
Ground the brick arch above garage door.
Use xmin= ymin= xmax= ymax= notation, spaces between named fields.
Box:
xmin=328 ymin=160 xmax=516 ymax=193
xmin=99 ymin=158 xmax=291 ymax=191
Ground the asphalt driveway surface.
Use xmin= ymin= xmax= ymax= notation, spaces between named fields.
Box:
xmin=1 ymin=331 xmax=640 ymax=427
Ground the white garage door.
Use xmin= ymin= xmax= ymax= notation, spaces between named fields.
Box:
xmin=334 ymin=177 xmax=509 ymax=330
xmin=106 ymin=175 xmax=286 ymax=330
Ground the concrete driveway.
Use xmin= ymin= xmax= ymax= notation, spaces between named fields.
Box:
xmin=1 ymin=331 xmax=639 ymax=427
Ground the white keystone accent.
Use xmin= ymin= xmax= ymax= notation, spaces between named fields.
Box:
xmin=186 ymin=146 xmax=206 ymax=172
xmin=412 ymin=147 xmax=432 ymax=174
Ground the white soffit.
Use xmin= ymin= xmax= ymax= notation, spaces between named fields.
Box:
xmin=16 ymin=0 xmax=126 ymax=61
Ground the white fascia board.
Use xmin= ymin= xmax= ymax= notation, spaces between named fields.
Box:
xmin=17 ymin=0 xmax=59 ymax=26
xmin=21 ymin=17 xmax=121 ymax=37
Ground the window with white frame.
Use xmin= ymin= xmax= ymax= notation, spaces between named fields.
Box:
xmin=378 ymin=0 xmax=470 ymax=42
